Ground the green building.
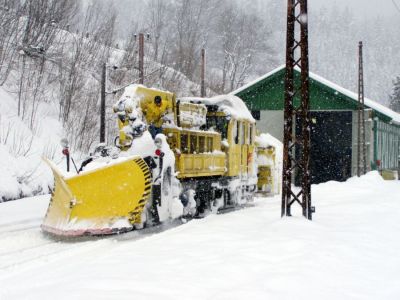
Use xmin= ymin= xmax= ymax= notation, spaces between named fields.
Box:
xmin=233 ymin=65 xmax=400 ymax=183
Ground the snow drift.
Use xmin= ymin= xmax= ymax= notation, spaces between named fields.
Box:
xmin=1 ymin=171 xmax=400 ymax=300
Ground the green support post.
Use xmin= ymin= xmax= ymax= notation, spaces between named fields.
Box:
xmin=373 ymin=117 xmax=378 ymax=171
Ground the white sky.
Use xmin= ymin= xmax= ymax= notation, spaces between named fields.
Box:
xmin=310 ymin=0 xmax=399 ymax=18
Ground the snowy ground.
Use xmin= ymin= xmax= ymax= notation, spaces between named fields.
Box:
xmin=0 ymin=172 xmax=400 ymax=300
xmin=0 ymin=87 xmax=63 ymax=201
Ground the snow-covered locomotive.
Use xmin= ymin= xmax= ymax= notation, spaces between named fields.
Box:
xmin=41 ymin=86 xmax=262 ymax=236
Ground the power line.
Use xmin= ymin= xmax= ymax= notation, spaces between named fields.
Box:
xmin=392 ymin=0 xmax=400 ymax=14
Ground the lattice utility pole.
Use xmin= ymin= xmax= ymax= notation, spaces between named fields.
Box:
xmin=282 ymin=0 xmax=314 ymax=220
xmin=357 ymin=41 xmax=367 ymax=176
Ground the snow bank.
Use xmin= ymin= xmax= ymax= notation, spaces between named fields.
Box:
xmin=0 ymin=88 xmax=63 ymax=201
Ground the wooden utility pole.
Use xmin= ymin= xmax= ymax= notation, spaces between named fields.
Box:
xmin=139 ymin=33 xmax=144 ymax=85
xmin=100 ymin=62 xmax=106 ymax=143
xmin=282 ymin=0 xmax=314 ymax=220
xmin=201 ymin=48 xmax=206 ymax=97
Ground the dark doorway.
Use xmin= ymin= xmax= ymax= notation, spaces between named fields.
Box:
xmin=296 ymin=111 xmax=352 ymax=184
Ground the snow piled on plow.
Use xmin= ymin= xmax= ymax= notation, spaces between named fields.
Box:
xmin=1 ymin=172 xmax=400 ymax=299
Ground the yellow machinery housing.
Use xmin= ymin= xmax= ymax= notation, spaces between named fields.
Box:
xmin=115 ymin=86 xmax=176 ymax=150
xmin=256 ymin=144 xmax=276 ymax=195
xmin=167 ymin=99 xmax=258 ymax=211
xmin=164 ymin=128 xmax=225 ymax=178
xmin=164 ymin=106 xmax=256 ymax=179
xmin=136 ymin=85 xmax=176 ymax=115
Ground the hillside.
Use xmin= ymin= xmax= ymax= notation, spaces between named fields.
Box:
xmin=0 ymin=87 xmax=62 ymax=201
xmin=0 ymin=28 xmax=206 ymax=201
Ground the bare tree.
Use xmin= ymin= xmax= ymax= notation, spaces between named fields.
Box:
xmin=0 ymin=1 xmax=23 ymax=85
xmin=214 ymin=1 xmax=265 ymax=92
xmin=14 ymin=0 xmax=79 ymax=125
xmin=20 ymin=0 xmax=78 ymax=52
xmin=393 ymin=0 xmax=400 ymax=14
xmin=58 ymin=2 xmax=116 ymax=124
xmin=56 ymin=2 xmax=118 ymax=151
xmin=146 ymin=0 xmax=171 ymax=62
xmin=170 ymin=0 xmax=218 ymax=79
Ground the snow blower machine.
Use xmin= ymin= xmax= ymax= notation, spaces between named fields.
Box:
xmin=42 ymin=85 xmax=271 ymax=237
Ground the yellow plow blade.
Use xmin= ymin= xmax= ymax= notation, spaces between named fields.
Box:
xmin=41 ymin=157 xmax=152 ymax=237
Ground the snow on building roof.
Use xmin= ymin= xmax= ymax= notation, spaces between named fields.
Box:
xmin=180 ymin=94 xmax=255 ymax=122
xmin=310 ymin=71 xmax=400 ymax=125
xmin=229 ymin=65 xmax=286 ymax=96
xmin=231 ymin=65 xmax=400 ymax=125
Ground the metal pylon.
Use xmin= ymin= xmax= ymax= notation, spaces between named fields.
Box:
xmin=281 ymin=0 xmax=314 ymax=220
xmin=357 ymin=41 xmax=367 ymax=176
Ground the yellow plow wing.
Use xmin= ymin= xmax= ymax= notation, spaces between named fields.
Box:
xmin=42 ymin=156 xmax=152 ymax=237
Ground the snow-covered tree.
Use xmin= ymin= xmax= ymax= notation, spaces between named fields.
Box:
xmin=216 ymin=2 xmax=262 ymax=92
xmin=169 ymin=0 xmax=217 ymax=79
xmin=389 ymin=77 xmax=400 ymax=113
xmin=0 ymin=1 xmax=22 ymax=86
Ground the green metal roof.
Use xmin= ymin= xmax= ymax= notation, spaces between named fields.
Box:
xmin=233 ymin=66 xmax=399 ymax=125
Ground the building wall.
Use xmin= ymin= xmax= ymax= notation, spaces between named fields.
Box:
xmin=309 ymin=111 xmax=353 ymax=183
xmin=235 ymin=67 xmax=400 ymax=179
xmin=374 ymin=119 xmax=400 ymax=170
xmin=256 ymin=108 xmax=399 ymax=180
xmin=351 ymin=110 xmax=373 ymax=176
xmin=257 ymin=110 xmax=284 ymax=141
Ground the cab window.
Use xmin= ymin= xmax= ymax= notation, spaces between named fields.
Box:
xmin=249 ymin=124 xmax=253 ymax=144
xmin=240 ymin=122 xmax=245 ymax=145
xmin=233 ymin=121 xmax=239 ymax=144
xmin=206 ymin=116 xmax=228 ymax=139
xmin=190 ymin=135 xmax=197 ymax=154
xmin=207 ymin=137 xmax=213 ymax=151
xmin=181 ymin=134 xmax=189 ymax=154
xmin=199 ymin=136 xmax=205 ymax=153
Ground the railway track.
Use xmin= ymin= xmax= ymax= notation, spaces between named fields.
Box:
xmin=0 ymin=216 xmax=189 ymax=277
xmin=0 ymin=194 xmax=260 ymax=280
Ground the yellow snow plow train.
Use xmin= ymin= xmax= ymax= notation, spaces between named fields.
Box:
xmin=42 ymin=85 xmax=277 ymax=237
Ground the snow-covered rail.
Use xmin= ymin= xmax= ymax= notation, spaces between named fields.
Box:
xmin=0 ymin=218 xmax=42 ymax=235
xmin=0 ymin=195 xmax=189 ymax=278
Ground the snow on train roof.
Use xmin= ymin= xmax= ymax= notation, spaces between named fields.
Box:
xmin=180 ymin=94 xmax=255 ymax=122
xmin=231 ymin=65 xmax=400 ymax=125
